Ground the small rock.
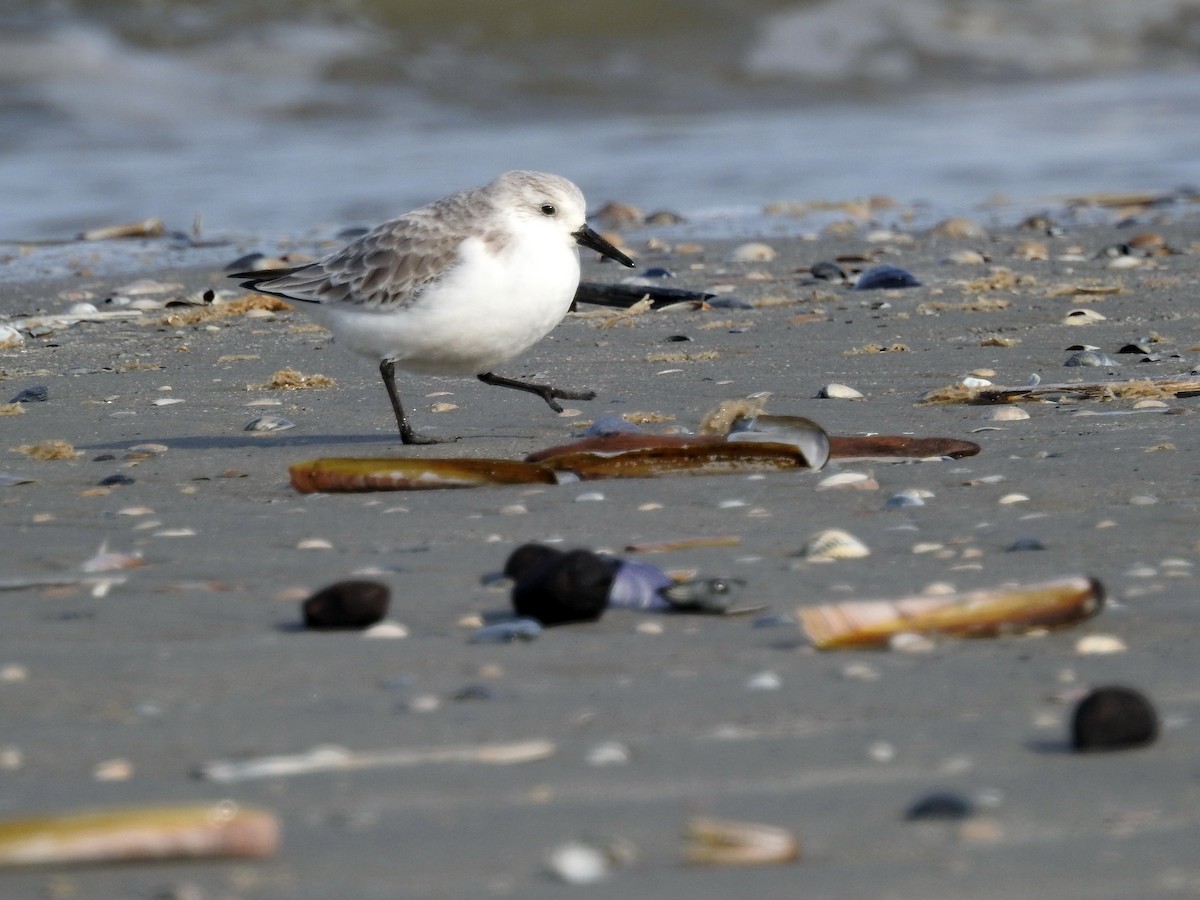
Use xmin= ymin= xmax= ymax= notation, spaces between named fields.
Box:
xmin=1071 ymin=686 xmax=1158 ymax=752
xmin=302 ymin=580 xmax=390 ymax=630
xmin=9 ymin=386 xmax=48 ymax=403
xmin=853 ymin=264 xmax=921 ymax=290
xmin=904 ymin=791 xmax=974 ymax=821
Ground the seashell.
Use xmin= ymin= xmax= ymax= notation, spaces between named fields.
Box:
xmin=0 ymin=325 xmax=24 ymax=349
xmin=958 ymin=376 xmax=992 ymax=389
xmin=290 ymin=457 xmax=558 ymax=492
xmin=545 ymin=841 xmax=611 ymax=884
xmin=998 ymin=493 xmax=1029 ymax=504
xmin=931 ymin=217 xmax=988 ymax=240
xmin=684 ymin=816 xmax=800 ymax=866
xmin=660 ymin=577 xmax=750 ymax=614
xmin=585 ymin=742 xmax=631 ymax=766
xmin=606 ymin=559 xmax=674 ymax=611
xmin=0 ymin=802 xmax=278 ymax=866
xmin=943 ymin=249 xmax=988 ymax=265
xmin=80 ymin=543 xmax=145 ymax=573
xmin=591 ymin=200 xmax=644 ymax=228
xmin=853 ymin=264 xmax=921 ymax=291
xmin=1071 ymin=686 xmax=1157 ymax=752
xmin=810 ymin=260 xmax=848 ymax=282
xmin=1014 ymin=240 xmax=1050 ymax=261
xmin=800 ymin=528 xmax=870 ymax=561
xmin=726 ymin=414 xmax=831 ymax=469
xmin=798 ymin=574 xmax=1104 ymax=650
xmin=818 ymin=383 xmax=864 ymax=400
xmin=1065 ymin=350 xmax=1118 ymax=367
xmin=816 ymin=472 xmax=877 ymax=491
xmin=1075 ymin=634 xmax=1126 ymax=655
xmin=886 ymin=488 xmax=931 ymax=508
xmin=729 ymin=242 xmax=776 ymax=263
xmin=78 ymin=218 xmax=165 ymax=241
xmin=584 ymin=415 xmax=644 ymax=437
xmin=8 ymin=385 xmax=48 ymax=404
xmin=244 ymin=415 xmax=295 ymax=432
xmin=1063 ymin=308 xmax=1106 ymax=325
xmin=979 ymin=406 xmax=1029 ymax=421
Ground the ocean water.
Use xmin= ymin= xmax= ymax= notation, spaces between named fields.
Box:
xmin=2 ymin=0 xmax=1199 ymax=240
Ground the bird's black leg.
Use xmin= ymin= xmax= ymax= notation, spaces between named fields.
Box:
xmin=477 ymin=371 xmax=596 ymax=414
xmin=380 ymin=360 xmax=442 ymax=445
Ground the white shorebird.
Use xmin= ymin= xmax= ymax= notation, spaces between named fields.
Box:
xmin=234 ymin=171 xmax=635 ymax=444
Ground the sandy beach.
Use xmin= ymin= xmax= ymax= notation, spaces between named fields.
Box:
xmin=2 ymin=202 xmax=1199 ymax=897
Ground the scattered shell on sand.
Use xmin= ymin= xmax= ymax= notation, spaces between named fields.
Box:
xmin=0 ymin=325 xmax=24 ymax=349
xmin=1063 ymin=308 xmax=1106 ymax=325
xmin=1075 ymin=634 xmax=1127 ymax=655
xmin=979 ymin=407 xmax=1030 ymax=421
xmin=800 ymin=528 xmax=870 ymax=561
xmin=998 ymin=493 xmax=1029 ymax=504
xmin=684 ymin=816 xmax=800 ymax=866
xmin=546 ymin=841 xmax=612 ymax=884
xmin=244 ymin=415 xmax=295 ymax=432
xmin=931 ymin=217 xmax=988 ymax=240
xmin=729 ymin=242 xmax=777 ymax=263
xmin=819 ymin=383 xmax=864 ymax=400
xmin=816 ymin=472 xmax=878 ymax=491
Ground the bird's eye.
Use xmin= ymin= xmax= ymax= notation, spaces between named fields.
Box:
xmin=540 ymin=203 xmax=556 ymax=216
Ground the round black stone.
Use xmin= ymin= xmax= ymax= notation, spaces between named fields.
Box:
xmin=511 ymin=549 xmax=614 ymax=626
xmin=503 ymin=543 xmax=565 ymax=582
xmin=302 ymin=579 xmax=390 ymax=630
xmin=99 ymin=473 xmax=136 ymax=486
xmin=1071 ymin=685 xmax=1159 ymax=752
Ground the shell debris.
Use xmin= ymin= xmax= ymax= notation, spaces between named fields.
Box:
xmin=684 ymin=816 xmax=800 ymax=866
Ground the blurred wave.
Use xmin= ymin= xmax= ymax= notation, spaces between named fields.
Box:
xmin=1 ymin=1 xmax=1198 ymax=238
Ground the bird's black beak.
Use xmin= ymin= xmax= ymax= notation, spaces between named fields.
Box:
xmin=573 ymin=224 xmax=636 ymax=268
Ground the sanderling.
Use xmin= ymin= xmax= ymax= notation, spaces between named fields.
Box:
xmin=233 ymin=171 xmax=635 ymax=444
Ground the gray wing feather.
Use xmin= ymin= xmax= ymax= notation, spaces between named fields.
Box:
xmin=246 ymin=200 xmax=472 ymax=312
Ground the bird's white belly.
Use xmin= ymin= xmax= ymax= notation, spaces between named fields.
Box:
xmin=311 ymin=236 xmax=580 ymax=376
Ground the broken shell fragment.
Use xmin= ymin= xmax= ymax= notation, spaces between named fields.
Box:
xmin=798 ymin=575 xmax=1105 ymax=649
xmin=818 ymin=383 xmax=864 ymax=400
xmin=684 ymin=816 xmax=800 ymax=866
xmin=0 ymin=803 xmax=279 ymax=866
xmin=725 ymin=414 xmax=831 ymax=469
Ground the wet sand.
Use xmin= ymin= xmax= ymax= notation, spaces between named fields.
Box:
xmin=1 ymin=205 xmax=1199 ymax=897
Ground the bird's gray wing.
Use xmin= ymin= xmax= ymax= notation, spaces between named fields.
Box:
xmin=237 ymin=209 xmax=469 ymax=312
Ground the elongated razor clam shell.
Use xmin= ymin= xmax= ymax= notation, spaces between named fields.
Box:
xmin=289 ymin=457 xmax=557 ymax=492
xmin=0 ymin=803 xmax=279 ymax=866
xmin=684 ymin=816 xmax=800 ymax=866
xmin=799 ymin=575 xmax=1104 ymax=649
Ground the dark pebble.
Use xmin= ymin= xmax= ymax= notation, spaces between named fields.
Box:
xmin=9 ymin=385 xmax=48 ymax=403
xmin=641 ymin=266 xmax=676 ymax=279
xmin=92 ymin=454 xmax=116 ymax=462
xmin=302 ymin=579 xmax=390 ymax=630
xmin=903 ymin=791 xmax=975 ymax=821
xmin=1094 ymin=243 xmax=1132 ymax=259
xmin=1071 ymin=685 xmax=1159 ymax=752
xmin=98 ymin=473 xmax=136 ymax=486
xmin=852 ymin=264 xmax=921 ymax=291
xmin=664 ymin=334 xmax=691 ymax=342
xmin=1005 ymin=538 xmax=1045 ymax=552
xmin=511 ymin=549 xmax=614 ymax=626
xmin=503 ymin=543 xmax=565 ymax=582
xmin=452 ymin=684 xmax=495 ymax=701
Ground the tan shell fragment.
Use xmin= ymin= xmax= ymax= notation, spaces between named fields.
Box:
xmin=798 ymin=575 xmax=1104 ymax=649
xmin=685 ymin=816 xmax=800 ymax=866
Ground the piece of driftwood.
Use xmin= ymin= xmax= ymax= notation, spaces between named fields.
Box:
xmin=921 ymin=374 xmax=1200 ymax=405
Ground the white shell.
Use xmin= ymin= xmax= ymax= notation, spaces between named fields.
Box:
xmin=800 ymin=528 xmax=870 ymax=561
xmin=979 ymin=406 xmax=1030 ymax=421
xmin=819 ymin=383 xmax=865 ymax=400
